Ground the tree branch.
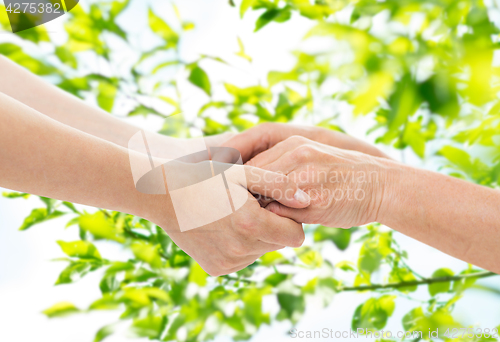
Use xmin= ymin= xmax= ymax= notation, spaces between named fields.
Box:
xmin=336 ymin=271 xmax=498 ymax=292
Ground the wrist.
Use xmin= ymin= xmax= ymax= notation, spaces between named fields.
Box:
xmin=375 ymin=159 xmax=416 ymax=226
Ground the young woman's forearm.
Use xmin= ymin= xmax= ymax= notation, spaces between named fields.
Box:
xmin=0 ymin=92 xmax=315 ymax=277
xmin=380 ymin=164 xmax=500 ymax=273
xmin=0 ymin=55 xmax=168 ymax=148
xmin=0 ymin=92 xmax=169 ymax=223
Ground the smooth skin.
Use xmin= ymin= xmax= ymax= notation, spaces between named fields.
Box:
xmin=0 ymin=56 xmax=384 ymax=276
xmin=0 ymin=92 xmax=314 ymax=276
xmin=249 ymin=136 xmax=500 ymax=274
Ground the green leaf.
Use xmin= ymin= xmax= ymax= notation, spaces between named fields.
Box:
xmin=264 ymin=273 xmax=287 ymax=286
xmin=19 ymin=208 xmax=65 ymax=231
xmin=314 ymin=226 xmax=353 ymax=250
xmin=387 ymin=74 xmax=421 ymax=130
xmin=453 ymin=269 xmax=482 ymax=292
xmin=152 ymin=60 xmax=181 ymax=74
xmin=43 ymin=302 xmax=80 ymax=318
xmin=97 ymin=81 xmax=117 ymax=112
xmin=110 ymin=0 xmax=130 ymax=18
xmin=99 ymin=275 xmax=119 ymax=294
xmin=57 ymin=240 xmax=102 ymax=260
xmin=132 ymin=315 xmax=166 ymax=339
xmin=55 ymin=46 xmax=78 ymax=69
xmin=259 ymin=251 xmax=285 ymax=266
xmin=389 ymin=267 xmax=417 ymax=293
xmin=0 ymin=43 xmax=57 ymax=75
xmin=439 ymin=146 xmax=473 ymax=173
xmin=402 ymin=121 xmax=426 ymax=158
xmin=62 ymin=202 xmax=80 ymax=213
xmin=295 ymin=247 xmax=322 ymax=267
xmin=188 ymin=262 xmax=208 ymax=286
xmin=352 ymin=295 xmax=396 ymax=332
xmin=148 ymin=9 xmax=179 ymax=48
xmin=242 ymin=287 xmax=271 ymax=327
xmin=402 ymin=307 xmax=459 ymax=333
xmin=188 ymin=66 xmax=212 ymax=96
xmin=182 ymin=22 xmax=195 ymax=30
xmin=428 ymin=268 xmax=454 ymax=296
xmin=277 ymin=292 xmax=305 ymax=322
xmin=419 ymin=73 xmax=459 ymax=118
xmin=79 ymin=212 xmax=125 ymax=243
xmin=224 ymin=83 xmax=271 ymax=104
xmin=235 ymin=37 xmax=252 ymax=62
xmin=2 ymin=191 xmax=30 ymax=199
xmin=94 ymin=324 xmax=116 ymax=342
xmin=358 ymin=232 xmax=392 ymax=274
xmin=255 ymin=8 xmax=291 ymax=32
xmin=56 ymin=260 xmax=101 ymax=285
xmin=240 ymin=0 xmax=254 ymax=18
xmin=131 ymin=242 xmax=162 ymax=268
xmin=335 ymin=261 xmax=356 ymax=272
xmin=89 ymin=294 xmax=120 ymax=311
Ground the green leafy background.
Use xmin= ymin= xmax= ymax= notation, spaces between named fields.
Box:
xmin=0 ymin=0 xmax=499 ymax=341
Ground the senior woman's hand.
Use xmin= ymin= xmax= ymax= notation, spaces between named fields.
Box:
xmin=247 ymin=136 xmax=500 ymax=274
xmin=246 ymin=136 xmax=394 ymax=228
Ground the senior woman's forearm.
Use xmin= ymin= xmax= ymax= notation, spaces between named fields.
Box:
xmin=379 ymin=163 xmax=500 ymax=273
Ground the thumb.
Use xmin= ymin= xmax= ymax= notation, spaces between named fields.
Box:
xmin=230 ymin=165 xmax=311 ymax=209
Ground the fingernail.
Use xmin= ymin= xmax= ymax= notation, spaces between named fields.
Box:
xmin=294 ymin=188 xmax=310 ymax=205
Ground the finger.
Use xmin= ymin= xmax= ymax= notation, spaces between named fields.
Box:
xmin=265 ymin=201 xmax=307 ymax=225
xmin=257 ymin=195 xmax=274 ymax=208
xmin=256 ymin=207 xmax=305 ymax=247
xmin=203 ymin=256 xmax=260 ymax=277
xmin=254 ymin=150 xmax=297 ymax=174
xmin=220 ymin=234 xmax=285 ymax=257
xmin=220 ymin=126 xmax=275 ymax=163
xmin=246 ymin=136 xmax=307 ymax=169
xmin=222 ymin=257 xmax=262 ymax=275
xmin=234 ymin=165 xmax=311 ymax=208
xmin=222 ymin=124 xmax=308 ymax=163
xmin=248 ymin=242 xmax=284 ymax=255
xmin=204 ymin=132 xmax=236 ymax=147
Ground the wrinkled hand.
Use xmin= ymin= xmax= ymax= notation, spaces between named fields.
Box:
xmin=247 ymin=136 xmax=393 ymax=229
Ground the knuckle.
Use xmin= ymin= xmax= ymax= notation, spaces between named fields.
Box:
xmin=270 ymin=177 xmax=293 ymax=201
xmin=235 ymin=213 xmax=258 ymax=235
xmin=292 ymin=145 xmax=315 ymax=162
xmin=227 ymin=240 xmax=250 ymax=257
xmin=288 ymin=135 xmax=308 ymax=144
xmin=215 ymin=257 xmax=236 ymax=273
xmin=203 ymin=265 xmax=224 ymax=277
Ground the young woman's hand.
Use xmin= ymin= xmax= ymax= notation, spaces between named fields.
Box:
xmin=148 ymin=163 xmax=311 ymax=277
xmin=222 ymin=123 xmax=390 ymax=163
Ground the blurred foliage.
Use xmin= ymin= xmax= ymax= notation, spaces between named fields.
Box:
xmin=1 ymin=0 xmax=500 ymax=341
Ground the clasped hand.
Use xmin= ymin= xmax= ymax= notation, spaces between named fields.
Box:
xmin=161 ymin=124 xmax=391 ymax=276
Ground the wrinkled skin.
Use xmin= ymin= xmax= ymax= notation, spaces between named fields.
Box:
xmin=247 ymin=136 xmax=391 ymax=229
